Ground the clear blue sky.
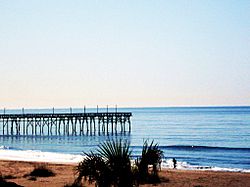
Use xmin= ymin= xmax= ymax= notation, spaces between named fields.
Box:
xmin=0 ymin=0 xmax=249 ymax=108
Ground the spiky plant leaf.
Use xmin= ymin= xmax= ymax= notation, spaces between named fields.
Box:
xmin=75 ymin=151 xmax=112 ymax=187
xmin=136 ymin=140 xmax=164 ymax=182
xmin=97 ymin=139 xmax=133 ymax=187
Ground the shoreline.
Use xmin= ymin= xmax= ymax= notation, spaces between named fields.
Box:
xmin=1 ymin=154 xmax=249 ymax=173
xmin=1 ymin=153 xmax=249 ymax=173
xmin=1 ymin=160 xmax=250 ymax=187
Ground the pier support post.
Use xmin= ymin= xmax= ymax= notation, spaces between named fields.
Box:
xmin=0 ymin=110 xmax=132 ymax=136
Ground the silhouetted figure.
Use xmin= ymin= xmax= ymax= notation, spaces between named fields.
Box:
xmin=173 ymin=158 xmax=177 ymax=169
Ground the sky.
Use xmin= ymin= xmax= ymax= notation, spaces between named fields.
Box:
xmin=0 ymin=0 xmax=249 ymax=108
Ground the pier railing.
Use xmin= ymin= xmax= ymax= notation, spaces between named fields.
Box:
xmin=0 ymin=112 xmax=132 ymax=136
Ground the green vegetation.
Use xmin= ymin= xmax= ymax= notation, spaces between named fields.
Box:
xmin=0 ymin=172 xmax=23 ymax=187
xmin=75 ymin=151 xmax=110 ymax=186
xmin=0 ymin=174 xmax=17 ymax=180
xmin=64 ymin=182 xmax=82 ymax=187
xmin=135 ymin=140 xmax=164 ymax=183
xmin=74 ymin=139 xmax=163 ymax=187
xmin=26 ymin=164 xmax=55 ymax=177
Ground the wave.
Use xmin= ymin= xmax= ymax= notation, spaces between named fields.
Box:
xmin=0 ymin=145 xmax=23 ymax=150
xmin=130 ymin=145 xmax=250 ymax=152
xmin=0 ymin=148 xmax=83 ymax=163
xmin=0 ymin=145 xmax=10 ymax=150
xmin=160 ymin=145 xmax=250 ymax=151
xmin=161 ymin=159 xmax=250 ymax=173
xmin=0 ymin=147 xmax=249 ymax=173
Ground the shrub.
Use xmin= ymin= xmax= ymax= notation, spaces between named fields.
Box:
xmin=64 ymin=182 xmax=82 ymax=187
xmin=75 ymin=139 xmax=163 ymax=186
xmin=136 ymin=140 xmax=164 ymax=183
xmin=75 ymin=151 xmax=110 ymax=186
xmin=27 ymin=176 xmax=37 ymax=181
xmin=0 ymin=174 xmax=17 ymax=180
xmin=0 ymin=172 xmax=23 ymax=187
xmin=75 ymin=139 xmax=132 ymax=187
xmin=98 ymin=139 xmax=132 ymax=187
xmin=28 ymin=164 xmax=55 ymax=177
xmin=0 ymin=173 xmax=4 ymax=182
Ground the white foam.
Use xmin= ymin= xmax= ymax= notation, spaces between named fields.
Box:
xmin=0 ymin=149 xmax=83 ymax=164
xmin=0 ymin=149 xmax=250 ymax=173
xmin=0 ymin=145 xmax=10 ymax=149
xmin=161 ymin=159 xmax=250 ymax=173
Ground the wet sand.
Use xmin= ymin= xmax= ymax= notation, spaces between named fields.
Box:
xmin=1 ymin=160 xmax=250 ymax=187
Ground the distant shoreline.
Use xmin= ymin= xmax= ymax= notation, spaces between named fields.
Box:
xmin=1 ymin=105 xmax=250 ymax=111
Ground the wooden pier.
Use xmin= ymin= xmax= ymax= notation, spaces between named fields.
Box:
xmin=0 ymin=112 xmax=132 ymax=136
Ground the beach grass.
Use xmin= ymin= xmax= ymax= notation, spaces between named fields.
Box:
xmin=25 ymin=164 xmax=55 ymax=177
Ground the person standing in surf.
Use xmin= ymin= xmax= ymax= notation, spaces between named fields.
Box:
xmin=173 ymin=158 xmax=177 ymax=169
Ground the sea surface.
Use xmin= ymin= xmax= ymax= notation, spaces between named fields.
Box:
xmin=0 ymin=106 xmax=250 ymax=172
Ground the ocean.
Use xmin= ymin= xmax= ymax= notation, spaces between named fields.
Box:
xmin=0 ymin=106 xmax=250 ymax=172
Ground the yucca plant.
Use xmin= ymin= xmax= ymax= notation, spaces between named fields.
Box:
xmin=75 ymin=139 xmax=162 ymax=186
xmin=75 ymin=151 xmax=111 ymax=187
xmin=97 ymin=139 xmax=133 ymax=187
xmin=75 ymin=139 xmax=133 ymax=187
xmin=136 ymin=140 xmax=163 ymax=183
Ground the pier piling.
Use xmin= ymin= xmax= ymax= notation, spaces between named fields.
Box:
xmin=0 ymin=110 xmax=132 ymax=136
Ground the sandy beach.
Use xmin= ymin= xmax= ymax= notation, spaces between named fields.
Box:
xmin=1 ymin=160 xmax=250 ymax=187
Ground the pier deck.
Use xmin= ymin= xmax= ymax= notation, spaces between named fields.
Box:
xmin=0 ymin=112 xmax=132 ymax=136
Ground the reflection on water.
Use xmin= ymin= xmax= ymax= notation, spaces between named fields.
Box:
xmin=0 ymin=132 xmax=131 ymax=154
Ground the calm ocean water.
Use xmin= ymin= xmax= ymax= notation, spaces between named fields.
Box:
xmin=0 ymin=107 xmax=250 ymax=172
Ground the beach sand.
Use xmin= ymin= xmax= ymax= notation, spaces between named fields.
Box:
xmin=1 ymin=160 xmax=250 ymax=187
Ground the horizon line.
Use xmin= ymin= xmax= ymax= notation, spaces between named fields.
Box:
xmin=1 ymin=105 xmax=250 ymax=110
